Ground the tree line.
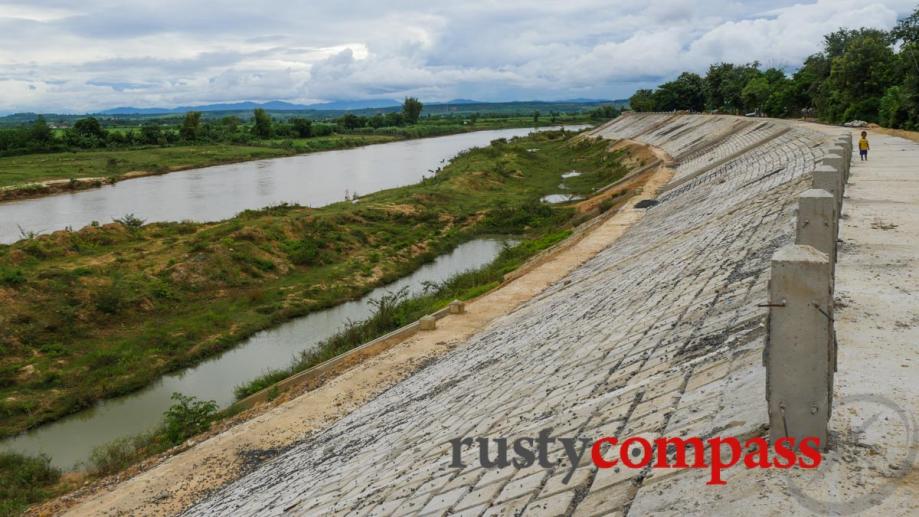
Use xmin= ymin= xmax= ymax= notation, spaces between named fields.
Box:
xmin=0 ymin=97 xmax=425 ymax=156
xmin=629 ymin=8 xmax=919 ymax=129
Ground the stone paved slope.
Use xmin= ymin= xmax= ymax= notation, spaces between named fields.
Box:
xmin=185 ymin=114 xmax=838 ymax=516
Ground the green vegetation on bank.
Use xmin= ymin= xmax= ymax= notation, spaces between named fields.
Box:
xmin=233 ymin=229 xmax=571 ymax=400
xmin=629 ymin=7 xmax=919 ymax=129
xmin=0 ymin=97 xmax=618 ymax=191
xmin=0 ymin=129 xmax=626 ymax=440
xmin=0 ymin=226 xmax=577 ymax=516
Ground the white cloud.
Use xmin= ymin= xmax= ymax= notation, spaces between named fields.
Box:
xmin=0 ymin=0 xmax=915 ymax=112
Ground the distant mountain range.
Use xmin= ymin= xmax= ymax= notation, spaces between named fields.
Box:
xmin=0 ymin=98 xmax=626 ymax=124
xmin=98 ymin=99 xmax=403 ymax=115
xmin=97 ymin=98 xmax=619 ymax=115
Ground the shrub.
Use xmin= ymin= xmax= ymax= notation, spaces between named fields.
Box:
xmin=114 ymin=213 xmax=145 ymax=231
xmin=283 ymin=236 xmax=328 ymax=266
xmin=162 ymin=393 xmax=218 ymax=445
xmin=88 ymin=437 xmax=143 ymax=476
xmin=0 ymin=267 xmax=25 ymax=286
xmin=0 ymin=452 xmax=61 ymax=515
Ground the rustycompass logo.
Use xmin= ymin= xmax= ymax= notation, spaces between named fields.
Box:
xmin=450 ymin=429 xmax=823 ymax=485
xmin=785 ymin=394 xmax=918 ymax=514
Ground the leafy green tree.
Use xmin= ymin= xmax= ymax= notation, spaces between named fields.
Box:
xmin=824 ymin=29 xmax=898 ymax=122
xmin=703 ymin=63 xmax=733 ymax=111
xmin=340 ymin=113 xmax=363 ymax=130
xmin=402 ymin=97 xmax=423 ymax=124
xmin=290 ymin=117 xmax=312 ymax=137
xmin=629 ymin=89 xmax=657 ymax=112
xmin=590 ymin=105 xmax=620 ymax=120
xmin=892 ymin=6 xmax=919 ymax=44
xmin=30 ymin=116 xmax=53 ymax=145
xmin=533 ymin=110 xmax=540 ymax=124
xmin=220 ymin=115 xmax=241 ymax=132
xmin=140 ymin=122 xmax=162 ymax=145
xmin=180 ymin=111 xmax=202 ymax=141
xmin=659 ymin=72 xmax=706 ymax=111
xmin=791 ymin=54 xmax=831 ymax=114
xmin=879 ymin=85 xmax=910 ymax=127
xmin=741 ymin=76 xmax=771 ymax=113
xmin=73 ymin=117 xmax=106 ymax=139
xmin=252 ymin=108 xmax=273 ymax=138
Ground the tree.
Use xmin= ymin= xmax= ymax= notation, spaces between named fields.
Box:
xmin=629 ymin=89 xmax=657 ymax=112
xmin=180 ymin=111 xmax=202 ymax=141
xmin=824 ymin=30 xmax=898 ymax=123
xmin=30 ymin=116 xmax=53 ymax=145
xmin=340 ymin=113 xmax=363 ymax=130
xmin=879 ymin=85 xmax=910 ymax=127
xmin=703 ymin=63 xmax=734 ymax=111
xmin=590 ymin=105 xmax=620 ymax=120
xmin=533 ymin=110 xmax=540 ymax=124
xmin=791 ymin=54 xmax=831 ymax=114
xmin=73 ymin=117 xmax=106 ymax=139
xmin=659 ymin=72 xmax=705 ymax=111
xmin=252 ymin=108 xmax=273 ymax=138
xmin=402 ymin=97 xmax=423 ymax=124
xmin=140 ymin=122 xmax=162 ymax=145
xmin=290 ymin=117 xmax=312 ymax=137
xmin=220 ymin=116 xmax=241 ymax=132
xmin=741 ymin=76 xmax=771 ymax=114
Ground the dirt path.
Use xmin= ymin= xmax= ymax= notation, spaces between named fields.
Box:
xmin=39 ymin=159 xmax=674 ymax=517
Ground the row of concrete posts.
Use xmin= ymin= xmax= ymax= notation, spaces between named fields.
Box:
xmin=765 ymin=134 xmax=852 ymax=447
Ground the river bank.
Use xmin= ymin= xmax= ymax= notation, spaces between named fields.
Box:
xmin=0 ymin=118 xmax=594 ymax=204
xmin=0 ymin=125 xmax=591 ymax=244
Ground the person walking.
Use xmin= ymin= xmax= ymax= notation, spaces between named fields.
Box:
xmin=858 ymin=131 xmax=870 ymax=161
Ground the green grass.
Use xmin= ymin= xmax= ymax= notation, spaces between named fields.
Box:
xmin=0 ymin=138 xmax=390 ymax=189
xmin=0 ymin=129 xmax=626 ymax=439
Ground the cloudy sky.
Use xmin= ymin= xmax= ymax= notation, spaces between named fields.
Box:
xmin=0 ymin=0 xmax=916 ymax=113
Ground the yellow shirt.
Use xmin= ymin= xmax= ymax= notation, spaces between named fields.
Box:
xmin=859 ymin=138 xmax=870 ymax=151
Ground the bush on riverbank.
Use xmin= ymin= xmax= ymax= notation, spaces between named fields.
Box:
xmin=0 ymin=452 xmax=61 ymax=516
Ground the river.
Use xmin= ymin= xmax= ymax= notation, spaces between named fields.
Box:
xmin=0 ymin=126 xmax=587 ymax=244
xmin=0 ymin=237 xmax=513 ymax=469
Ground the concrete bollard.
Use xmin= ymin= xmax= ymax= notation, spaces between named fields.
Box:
xmin=765 ymin=244 xmax=834 ymax=446
xmin=448 ymin=300 xmax=466 ymax=314
xmin=821 ymin=147 xmax=847 ymax=198
xmin=835 ymin=135 xmax=853 ymax=181
xmin=419 ymin=315 xmax=437 ymax=331
xmin=812 ymin=164 xmax=842 ymax=210
xmin=796 ymin=189 xmax=837 ymax=270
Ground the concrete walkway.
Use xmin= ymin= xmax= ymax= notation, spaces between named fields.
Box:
xmin=827 ymin=129 xmax=919 ymax=514
xmin=647 ymin=127 xmax=919 ymax=516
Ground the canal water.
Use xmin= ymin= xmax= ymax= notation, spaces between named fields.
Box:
xmin=0 ymin=126 xmax=588 ymax=244
xmin=0 ymin=238 xmax=512 ymax=469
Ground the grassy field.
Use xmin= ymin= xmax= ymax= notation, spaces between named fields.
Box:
xmin=0 ymin=136 xmax=396 ymax=189
xmin=0 ymin=116 xmax=592 ymax=191
xmin=0 ymin=129 xmax=625 ymax=439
